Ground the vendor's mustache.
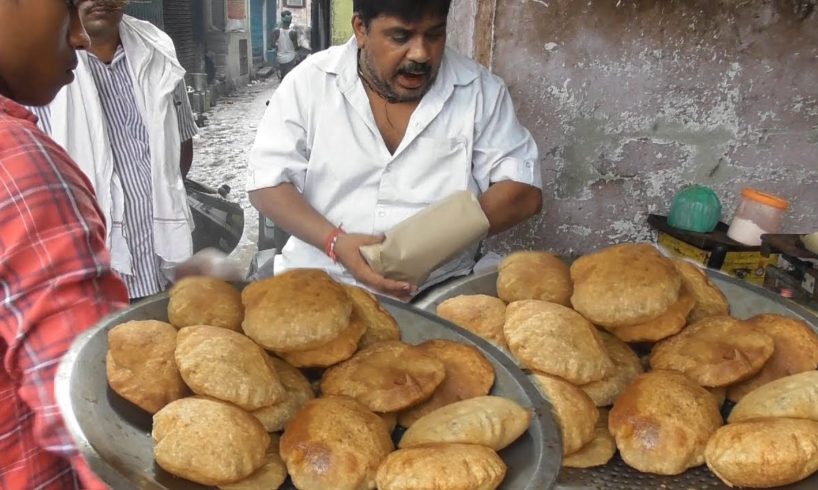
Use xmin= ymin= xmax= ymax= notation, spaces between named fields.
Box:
xmin=398 ymin=61 xmax=431 ymax=76
xmin=90 ymin=0 xmax=129 ymax=9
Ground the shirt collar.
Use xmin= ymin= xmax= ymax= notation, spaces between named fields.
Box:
xmin=0 ymin=94 xmax=38 ymax=124
xmin=88 ymin=44 xmax=127 ymax=66
xmin=327 ymin=37 xmax=480 ymax=95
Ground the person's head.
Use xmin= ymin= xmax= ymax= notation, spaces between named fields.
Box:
xmin=353 ymin=0 xmax=451 ymax=103
xmin=80 ymin=0 xmax=128 ymax=40
xmin=0 ymin=0 xmax=91 ymax=106
xmin=281 ymin=10 xmax=292 ymax=28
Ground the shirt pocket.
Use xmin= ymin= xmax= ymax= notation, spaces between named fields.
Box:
xmin=391 ymin=136 xmax=471 ymax=206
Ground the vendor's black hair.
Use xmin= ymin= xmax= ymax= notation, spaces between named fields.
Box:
xmin=353 ymin=0 xmax=452 ymax=26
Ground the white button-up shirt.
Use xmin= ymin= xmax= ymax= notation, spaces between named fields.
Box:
xmin=248 ymin=38 xmax=542 ymax=289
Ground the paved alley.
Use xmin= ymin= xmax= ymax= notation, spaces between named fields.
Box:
xmin=188 ymin=77 xmax=279 ymax=271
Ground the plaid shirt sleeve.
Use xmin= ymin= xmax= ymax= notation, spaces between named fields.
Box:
xmin=0 ymin=97 xmax=129 ymax=490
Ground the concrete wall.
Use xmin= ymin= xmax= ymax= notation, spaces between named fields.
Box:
xmin=203 ymin=1 xmax=253 ymax=92
xmin=331 ymin=0 xmax=354 ymax=45
xmin=446 ymin=0 xmax=477 ymax=56
xmin=448 ymin=0 xmax=818 ymax=256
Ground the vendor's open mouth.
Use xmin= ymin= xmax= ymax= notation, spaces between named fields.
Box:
xmin=397 ymin=73 xmax=427 ymax=89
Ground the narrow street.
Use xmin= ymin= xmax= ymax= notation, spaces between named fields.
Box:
xmin=188 ymin=76 xmax=280 ymax=271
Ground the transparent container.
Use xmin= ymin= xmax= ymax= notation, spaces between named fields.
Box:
xmin=726 ymin=188 xmax=789 ymax=246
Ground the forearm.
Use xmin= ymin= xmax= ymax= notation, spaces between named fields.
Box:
xmin=180 ymin=139 xmax=193 ymax=178
xmin=479 ymin=181 xmax=543 ymax=236
xmin=249 ymin=183 xmax=336 ymax=250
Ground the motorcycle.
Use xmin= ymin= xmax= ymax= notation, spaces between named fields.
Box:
xmin=184 ymin=179 xmax=244 ymax=255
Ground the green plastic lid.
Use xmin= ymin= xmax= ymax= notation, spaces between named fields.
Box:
xmin=667 ymin=185 xmax=722 ymax=233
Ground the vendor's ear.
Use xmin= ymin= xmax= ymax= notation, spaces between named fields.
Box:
xmin=352 ymin=13 xmax=368 ymax=49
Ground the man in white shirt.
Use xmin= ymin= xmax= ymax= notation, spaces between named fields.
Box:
xmin=30 ymin=0 xmax=198 ymax=301
xmin=248 ymin=0 xmax=542 ymax=300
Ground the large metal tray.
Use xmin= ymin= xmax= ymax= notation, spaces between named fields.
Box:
xmin=413 ymin=268 xmax=818 ymax=490
xmin=56 ymin=293 xmax=562 ymax=489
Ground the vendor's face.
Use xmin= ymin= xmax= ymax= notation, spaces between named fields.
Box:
xmin=354 ymin=12 xmax=446 ymax=103
xmin=80 ymin=0 xmax=126 ymax=39
xmin=0 ymin=0 xmax=90 ymax=106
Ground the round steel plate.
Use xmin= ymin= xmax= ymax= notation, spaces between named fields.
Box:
xmin=56 ymin=292 xmax=562 ymax=489
xmin=413 ymin=267 xmax=818 ymax=490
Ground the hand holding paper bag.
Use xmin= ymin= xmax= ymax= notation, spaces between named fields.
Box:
xmin=360 ymin=191 xmax=491 ymax=286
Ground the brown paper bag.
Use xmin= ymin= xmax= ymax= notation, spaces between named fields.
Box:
xmin=360 ymin=191 xmax=490 ymax=285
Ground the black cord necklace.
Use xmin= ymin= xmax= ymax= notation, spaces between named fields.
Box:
xmin=357 ymin=50 xmax=399 ymax=129
xmin=357 ymin=50 xmax=399 ymax=103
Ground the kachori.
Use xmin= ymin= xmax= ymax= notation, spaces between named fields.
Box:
xmin=609 ymin=370 xmax=722 ymax=475
xmin=605 ymin=286 xmax=694 ymax=343
xmin=280 ymin=396 xmax=393 ymax=490
xmin=320 ymin=341 xmax=445 ymax=412
xmin=218 ymin=435 xmax=287 ymax=490
xmin=398 ymin=339 xmax=495 ymax=428
xmin=168 ymin=276 xmax=244 ymax=331
xmin=562 ymin=409 xmax=616 ymax=468
xmin=578 ymin=331 xmax=643 ymax=407
xmin=705 ymin=418 xmax=818 ymax=488
xmin=570 ymin=243 xmax=682 ymax=327
xmin=496 ymin=251 xmax=572 ymax=306
xmin=153 ymin=397 xmax=270 ymax=486
xmin=106 ymin=320 xmax=187 ymax=414
xmin=504 ymin=300 xmax=613 ymax=384
xmin=727 ymin=313 xmax=818 ymax=402
xmin=252 ymin=356 xmax=314 ymax=432
xmin=436 ymin=294 xmax=508 ymax=348
xmin=728 ymin=371 xmax=818 ymax=423
xmin=672 ymin=260 xmax=729 ymax=322
xmin=175 ymin=325 xmax=285 ymax=410
xmin=278 ymin=312 xmax=366 ymax=368
xmin=399 ymin=396 xmax=531 ymax=451
xmin=650 ymin=315 xmax=774 ymax=387
xmin=242 ymin=269 xmax=352 ymax=352
xmin=376 ymin=443 xmax=507 ymax=490
xmin=531 ymin=373 xmax=598 ymax=455
xmin=343 ymin=284 xmax=401 ymax=348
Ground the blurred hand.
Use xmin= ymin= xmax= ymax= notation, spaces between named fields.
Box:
xmin=173 ymin=248 xmax=244 ymax=282
xmin=333 ymin=233 xmax=416 ymax=301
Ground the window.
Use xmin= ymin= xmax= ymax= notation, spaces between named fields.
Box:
xmin=210 ymin=0 xmax=225 ymax=30
xmin=284 ymin=0 xmax=305 ymax=8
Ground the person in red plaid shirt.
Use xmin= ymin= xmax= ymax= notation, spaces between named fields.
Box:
xmin=0 ymin=0 xmax=130 ymax=488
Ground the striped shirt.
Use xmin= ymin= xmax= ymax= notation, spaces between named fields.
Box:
xmin=31 ymin=45 xmax=198 ymax=299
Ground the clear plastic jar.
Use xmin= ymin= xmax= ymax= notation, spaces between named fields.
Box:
xmin=727 ymin=188 xmax=789 ymax=246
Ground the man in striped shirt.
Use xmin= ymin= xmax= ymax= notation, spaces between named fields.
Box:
xmin=33 ymin=0 xmax=199 ymax=301
xmin=0 ymin=0 xmax=130 ymax=488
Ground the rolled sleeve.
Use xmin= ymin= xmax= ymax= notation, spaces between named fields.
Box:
xmin=472 ymin=80 xmax=542 ymax=193
xmin=173 ymin=81 xmax=198 ymax=142
xmin=247 ymin=78 xmax=309 ymax=192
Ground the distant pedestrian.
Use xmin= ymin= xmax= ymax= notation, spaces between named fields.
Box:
xmin=271 ymin=10 xmax=309 ymax=79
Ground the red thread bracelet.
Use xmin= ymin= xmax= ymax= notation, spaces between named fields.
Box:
xmin=324 ymin=225 xmax=344 ymax=263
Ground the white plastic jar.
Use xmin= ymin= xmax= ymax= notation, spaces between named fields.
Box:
xmin=727 ymin=188 xmax=789 ymax=246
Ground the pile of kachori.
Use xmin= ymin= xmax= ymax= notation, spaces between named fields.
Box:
xmin=434 ymin=242 xmax=818 ymax=487
xmin=105 ymin=269 xmax=532 ymax=489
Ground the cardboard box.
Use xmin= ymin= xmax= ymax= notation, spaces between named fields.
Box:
xmin=657 ymin=232 xmax=778 ymax=286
